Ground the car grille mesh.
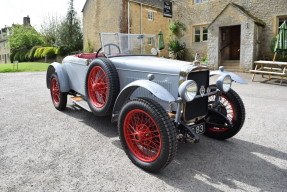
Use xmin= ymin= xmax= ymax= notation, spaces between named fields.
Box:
xmin=184 ymin=70 xmax=210 ymax=121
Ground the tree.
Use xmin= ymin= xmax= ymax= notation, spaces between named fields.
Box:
xmin=57 ymin=0 xmax=83 ymax=52
xmin=8 ymin=25 xmax=44 ymax=53
xmin=40 ymin=14 xmax=63 ymax=47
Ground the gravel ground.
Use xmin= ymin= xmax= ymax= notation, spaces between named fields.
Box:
xmin=0 ymin=71 xmax=286 ymax=192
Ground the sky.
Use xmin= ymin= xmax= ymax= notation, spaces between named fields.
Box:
xmin=0 ymin=0 xmax=85 ymax=30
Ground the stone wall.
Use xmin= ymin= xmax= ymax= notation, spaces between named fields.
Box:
xmin=129 ymin=1 xmax=170 ymax=56
xmin=172 ymin=0 xmax=287 ymax=65
xmin=0 ymin=41 xmax=10 ymax=64
xmin=83 ymin=0 xmax=123 ymax=52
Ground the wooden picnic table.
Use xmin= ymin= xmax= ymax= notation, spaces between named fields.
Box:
xmin=249 ymin=60 xmax=287 ymax=85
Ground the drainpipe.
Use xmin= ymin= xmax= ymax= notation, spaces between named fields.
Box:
xmin=140 ymin=3 xmax=143 ymax=34
xmin=128 ymin=1 xmax=130 ymax=34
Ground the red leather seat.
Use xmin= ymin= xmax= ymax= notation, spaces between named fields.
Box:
xmin=74 ymin=53 xmax=102 ymax=59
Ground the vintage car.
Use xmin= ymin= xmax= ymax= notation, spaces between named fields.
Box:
xmin=46 ymin=33 xmax=246 ymax=172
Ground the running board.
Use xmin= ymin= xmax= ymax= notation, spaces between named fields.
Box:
xmin=70 ymin=97 xmax=92 ymax=112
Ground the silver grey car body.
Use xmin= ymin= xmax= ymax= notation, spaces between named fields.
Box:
xmin=46 ymin=33 xmax=247 ymax=172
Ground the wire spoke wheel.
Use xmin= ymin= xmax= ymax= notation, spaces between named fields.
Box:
xmin=205 ymin=85 xmax=245 ymax=140
xmin=124 ymin=109 xmax=162 ymax=162
xmin=208 ymin=95 xmax=234 ymax=133
xmin=51 ymin=77 xmax=60 ymax=105
xmin=49 ymin=74 xmax=67 ymax=111
xmin=85 ymin=59 xmax=119 ymax=116
xmin=88 ymin=66 xmax=108 ymax=108
xmin=118 ymin=98 xmax=177 ymax=172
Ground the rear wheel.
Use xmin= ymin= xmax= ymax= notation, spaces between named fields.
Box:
xmin=50 ymin=74 xmax=67 ymax=111
xmin=118 ymin=98 xmax=177 ymax=172
xmin=205 ymin=85 xmax=245 ymax=140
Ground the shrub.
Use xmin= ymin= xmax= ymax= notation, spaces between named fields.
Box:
xmin=34 ymin=47 xmax=45 ymax=59
xmin=28 ymin=46 xmax=41 ymax=60
xmin=14 ymin=52 xmax=21 ymax=61
xmin=169 ymin=21 xmax=186 ymax=38
xmin=55 ymin=46 xmax=71 ymax=56
xmin=10 ymin=52 xmax=16 ymax=62
xmin=84 ymin=40 xmax=94 ymax=53
xmin=19 ymin=50 xmax=28 ymax=62
xmin=168 ymin=39 xmax=186 ymax=60
xmin=41 ymin=47 xmax=56 ymax=59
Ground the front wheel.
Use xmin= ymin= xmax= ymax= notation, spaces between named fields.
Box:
xmin=205 ymin=86 xmax=246 ymax=140
xmin=50 ymin=74 xmax=67 ymax=111
xmin=118 ymin=98 xmax=177 ymax=172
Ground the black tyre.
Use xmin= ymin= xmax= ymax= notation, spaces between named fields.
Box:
xmin=85 ymin=58 xmax=119 ymax=116
xmin=118 ymin=98 xmax=177 ymax=172
xmin=205 ymin=85 xmax=246 ymax=140
xmin=50 ymin=74 xmax=67 ymax=111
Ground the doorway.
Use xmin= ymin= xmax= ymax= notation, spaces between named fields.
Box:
xmin=220 ymin=25 xmax=241 ymax=69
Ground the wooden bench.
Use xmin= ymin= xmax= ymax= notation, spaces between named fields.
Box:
xmin=249 ymin=60 xmax=287 ymax=85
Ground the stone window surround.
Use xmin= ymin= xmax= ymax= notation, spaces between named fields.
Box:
xmin=274 ymin=15 xmax=287 ymax=35
xmin=147 ymin=9 xmax=157 ymax=21
xmin=192 ymin=25 xmax=208 ymax=43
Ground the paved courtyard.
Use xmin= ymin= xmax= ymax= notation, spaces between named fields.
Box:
xmin=0 ymin=71 xmax=286 ymax=191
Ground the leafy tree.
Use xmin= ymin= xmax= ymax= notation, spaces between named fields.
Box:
xmin=57 ymin=0 xmax=83 ymax=52
xmin=40 ymin=14 xmax=63 ymax=47
xmin=8 ymin=25 xmax=44 ymax=53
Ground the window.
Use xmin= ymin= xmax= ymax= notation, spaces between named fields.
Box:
xmin=275 ymin=15 xmax=287 ymax=34
xmin=203 ymin=27 xmax=208 ymax=41
xmin=147 ymin=37 xmax=153 ymax=45
xmin=194 ymin=0 xmax=208 ymax=4
xmin=148 ymin=11 xmax=154 ymax=21
xmin=194 ymin=27 xmax=200 ymax=42
xmin=194 ymin=26 xmax=208 ymax=42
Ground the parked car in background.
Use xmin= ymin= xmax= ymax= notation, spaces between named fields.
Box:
xmin=46 ymin=33 xmax=247 ymax=172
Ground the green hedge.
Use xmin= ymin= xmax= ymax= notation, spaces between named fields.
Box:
xmin=34 ymin=47 xmax=45 ymax=59
xmin=41 ymin=47 xmax=56 ymax=59
xmin=55 ymin=46 xmax=71 ymax=56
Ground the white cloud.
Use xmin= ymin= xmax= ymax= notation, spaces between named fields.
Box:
xmin=0 ymin=0 xmax=85 ymax=30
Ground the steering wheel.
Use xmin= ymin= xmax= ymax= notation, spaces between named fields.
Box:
xmin=104 ymin=43 xmax=121 ymax=55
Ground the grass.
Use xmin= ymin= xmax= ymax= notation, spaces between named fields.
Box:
xmin=0 ymin=62 xmax=50 ymax=73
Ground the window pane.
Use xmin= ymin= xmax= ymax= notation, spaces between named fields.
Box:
xmin=203 ymin=27 xmax=208 ymax=34
xmin=148 ymin=12 xmax=154 ymax=21
xmin=194 ymin=0 xmax=200 ymax=4
xmin=194 ymin=27 xmax=200 ymax=35
xmin=203 ymin=34 xmax=208 ymax=41
xmin=195 ymin=35 xmax=200 ymax=42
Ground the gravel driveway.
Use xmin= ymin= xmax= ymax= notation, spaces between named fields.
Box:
xmin=0 ymin=71 xmax=286 ymax=191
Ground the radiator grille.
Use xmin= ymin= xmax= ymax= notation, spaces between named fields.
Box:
xmin=184 ymin=70 xmax=209 ymax=121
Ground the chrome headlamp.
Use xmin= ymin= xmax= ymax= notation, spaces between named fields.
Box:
xmin=216 ymin=75 xmax=232 ymax=93
xmin=178 ymin=80 xmax=198 ymax=102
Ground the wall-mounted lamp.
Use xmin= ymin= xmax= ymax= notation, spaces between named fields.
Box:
xmin=246 ymin=22 xmax=249 ymax=29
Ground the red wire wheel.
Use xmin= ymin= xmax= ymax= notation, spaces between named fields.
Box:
xmin=205 ymin=85 xmax=245 ymax=140
xmin=49 ymin=74 xmax=67 ymax=111
xmin=51 ymin=77 xmax=60 ymax=105
xmin=88 ymin=66 xmax=109 ymax=108
xmin=208 ymin=95 xmax=234 ymax=133
xmin=118 ymin=98 xmax=177 ymax=172
xmin=123 ymin=109 xmax=162 ymax=162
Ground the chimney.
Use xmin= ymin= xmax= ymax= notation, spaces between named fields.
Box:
xmin=23 ymin=15 xmax=30 ymax=26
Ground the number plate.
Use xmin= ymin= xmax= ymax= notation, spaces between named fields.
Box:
xmin=190 ymin=123 xmax=205 ymax=134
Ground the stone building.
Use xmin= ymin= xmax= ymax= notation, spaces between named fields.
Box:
xmin=0 ymin=16 xmax=31 ymax=64
xmin=0 ymin=27 xmax=11 ymax=64
xmin=82 ymin=0 xmax=287 ymax=71
xmin=82 ymin=0 xmax=170 ymax=56
xmin=172 ymin=0 xmax=287 ymax=71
